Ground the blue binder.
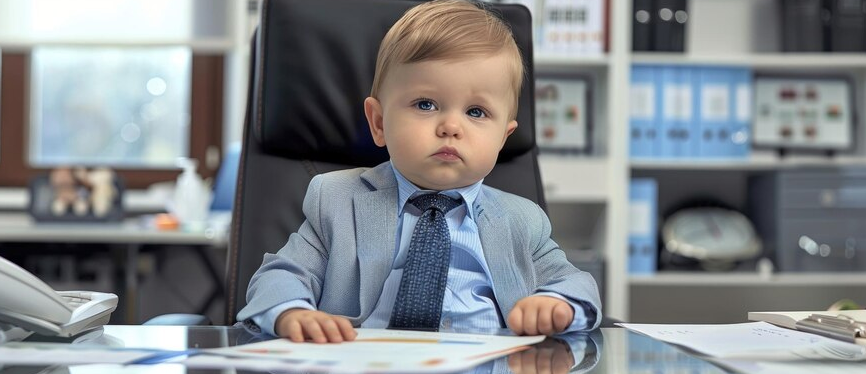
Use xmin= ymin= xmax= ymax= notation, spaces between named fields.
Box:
xmin=629 ymin=65 xmax=659 ymax=158
xmin=728 ymin=68 xmax=752 ymax=158
xmin=658 ymin=66 xmax=694 ymax=158
xmin=629 ymin=178 xmax=658 ymax=274
xmin=696 ymin=67 xmax=733 ymax=158
xmin=657 ymin=66 xmax=676 ymax=158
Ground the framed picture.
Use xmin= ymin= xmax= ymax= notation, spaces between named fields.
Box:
xmin=28 ymin=168 xmax=125 ymax=223
xmin=753 ymin=75 xmax=854 ymax=152
xmin=534 ymin=75 xmax=593 ymax=153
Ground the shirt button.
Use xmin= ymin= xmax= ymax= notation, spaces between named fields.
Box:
xmin=441 ymin=318 xmax=452 ymax=329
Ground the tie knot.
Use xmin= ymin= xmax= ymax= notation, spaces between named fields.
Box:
xmin=409 ymin=193 xmax=461 ymax=214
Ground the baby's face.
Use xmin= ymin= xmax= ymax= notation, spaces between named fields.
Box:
xmin=366 ymin=51 xmax=518 ymax=190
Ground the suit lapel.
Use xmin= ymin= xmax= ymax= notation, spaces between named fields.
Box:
xmin=476 ymin=190 xmax=529 ymax=321
xmin=355 ymin=163 xmax=398 ymax=318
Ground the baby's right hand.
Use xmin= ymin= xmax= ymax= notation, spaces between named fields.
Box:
xmin=275 ymin=309 xmax=357 ymax=343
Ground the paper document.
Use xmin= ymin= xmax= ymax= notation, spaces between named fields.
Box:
xmin=205 ymin=328 xmax=545 ymax=373
xmin=618 ymin=322 xmax=866 ymax=361
xmin=0 ymin=342 xmax=193 ymax=365
xmin=714 ymin=358 xmax=866 ymax=374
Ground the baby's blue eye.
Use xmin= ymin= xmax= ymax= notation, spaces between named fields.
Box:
xmin=467 ymin=108 xmax=486 ymax=118
xmin=416 ymin=100 xmax=436 ymax=111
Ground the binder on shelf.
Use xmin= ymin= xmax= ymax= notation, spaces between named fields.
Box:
xmin=584 ymin=0 xmax=606 ymax=55
xmin=695 ymin=67 xmax=733 ymax=158
xmin=653 ymin=0 xmax=686 ymax=52
xmin=629 ymin=178 xmax=658 ymax=274
xmin=660 ymin=66 xmax=693 ymax=158
xmin=728 ymin=67 xmax=752 ymax=158
xmin=828 ymin=0 xmax=866 ymax=52
xmin=632 ymin=0 xmax=654 ymax=51
xmin=570 ymin=0 xmax=588 ymax=55
xmin=539 ymin=0 xmax=557 ymax=54
xmin=658 ymin=66 xmax=676 ymax=158
xmin=780 ymin=0 xmax=825 ymax=52
xmin=547 ymin=0 xmax=569 ymax=54
xmin=675 ymin=66 xmax=695 ymax=158
xmin=629 ymin=65 xmax=658 ymax=158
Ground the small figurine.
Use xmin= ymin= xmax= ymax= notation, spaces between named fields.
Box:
xmin=86 ymin=168 xmax=117 ymax=218
xmin=49 ymin=167 xmax=88 ymax=216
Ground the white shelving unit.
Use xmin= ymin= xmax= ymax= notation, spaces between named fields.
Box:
xmin=536 ymin=0 xmax=866 ymax=323
xmin=631 ymin=155 xmax=866 ymax=171
xmin=632 ymin=53 xmax=866 ymax=68
xmin=533 ymin=0 xmax=631 ymax=321
xmin=629 ymin=272 xmax=866 ymax=287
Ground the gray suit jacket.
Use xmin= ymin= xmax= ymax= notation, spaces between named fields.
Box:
xmin=237 ymin=162 xmax=602 ymax=330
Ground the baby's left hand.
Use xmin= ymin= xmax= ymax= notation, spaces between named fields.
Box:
xmin=507 ymin=295 xmax=574 ymax=336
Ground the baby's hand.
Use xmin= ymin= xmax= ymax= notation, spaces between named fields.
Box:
xmin=275 ymin=309 xmax=357 ymax=343
xmin=507 ymin=295 xmax=574 ymax=336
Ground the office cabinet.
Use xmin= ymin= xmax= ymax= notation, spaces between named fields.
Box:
xmin=532 ymin=0 xmax=866 ymax=322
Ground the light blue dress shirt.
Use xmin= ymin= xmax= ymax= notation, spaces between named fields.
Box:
xmin=253 ymin=163 xmax=588 ymax=335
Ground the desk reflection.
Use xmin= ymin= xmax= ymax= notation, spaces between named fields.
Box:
xmin=501 ymin=332 xmax=599 ymax=374
xmin=0 ymin=326 xmax=740 ymax=374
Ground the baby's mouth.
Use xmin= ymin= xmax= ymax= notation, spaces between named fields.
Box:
xmin=433 ymin=146 xmax=461 ymax=161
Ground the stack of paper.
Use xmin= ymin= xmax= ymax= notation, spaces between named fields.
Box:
xmin=618 ymin=322 xmax=866 ymax=361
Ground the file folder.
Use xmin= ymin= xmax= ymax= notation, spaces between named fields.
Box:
xmin=780 ymin=0 xmax=825 ymax=52
xmin=628 ymin=178 xmax=657 ymax=274
xmin=828 ymin=0 xmax=866 ymax=52
xmin=629 ymin=65 xmax=658 ymax=158
xmin=659 ymin=66 xmax=693 ymax=158
xmin=696 ymin=67 xmax=732 ymax=158
xmin=632 ymin=0 xmax=654 ymax=51
xmin=653 ymin=0 xmax=686 ymax=52
xmin=728 ymin=67 xmax=752 ymax=158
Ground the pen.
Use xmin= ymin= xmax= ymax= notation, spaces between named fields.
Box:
xmin=129 ymin=349 xmax=199 ymax=364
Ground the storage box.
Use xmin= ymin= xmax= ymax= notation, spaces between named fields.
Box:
xmin=750 ymin=168 xmax=866 ymax=272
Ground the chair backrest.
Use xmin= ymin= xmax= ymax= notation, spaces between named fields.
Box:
xmin=225 ymin=0 xmax=543 ymax=325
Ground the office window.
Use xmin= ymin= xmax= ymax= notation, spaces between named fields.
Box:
xmin=30 ymin=47 xmax=192 ymax=167
xmin=0 ymin=0 xmax=227 ymax=43
xmin=0 ymin=0 xmax=228 ymax=187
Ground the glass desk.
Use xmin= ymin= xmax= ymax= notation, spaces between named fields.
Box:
xmin=0 ymin=325 xmax=741 ymax=374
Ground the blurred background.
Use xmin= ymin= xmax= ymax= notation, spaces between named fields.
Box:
xmin=0 ymin=0 xmax=864 ymax=327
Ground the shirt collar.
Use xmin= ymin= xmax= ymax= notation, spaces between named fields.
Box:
xmin=390 ymin=161 xmax=481 ymax=220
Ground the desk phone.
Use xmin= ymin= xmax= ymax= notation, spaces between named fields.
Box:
xmin=0 ymin=256 xmax=117 ymax=337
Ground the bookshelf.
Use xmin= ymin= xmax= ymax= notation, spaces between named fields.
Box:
xmin=533 ymin=0 xmax=866 ymax=323
xmin=629 ymin=272 xmax=866 ymax=287
xmin=632 ymin=53 xmax=866 ymax=68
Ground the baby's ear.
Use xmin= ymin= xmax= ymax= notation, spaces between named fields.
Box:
xmin=364 ymin=97 xmax=386 ymax=147
xmin=506 ymin=120 xmax=518 ymax=136
xmin=501 ymin=120 xmax=518 ymax=147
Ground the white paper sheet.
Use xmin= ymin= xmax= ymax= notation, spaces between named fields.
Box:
xmin=205 ymin=328 xmax=545 ymax=373
xmin=0 ymin=343 xmax=173 ymax=365
xmin=713 ymin=358 xmax=866 ymax=374
xmin=619 ymin=322 xmax=866 ymax=361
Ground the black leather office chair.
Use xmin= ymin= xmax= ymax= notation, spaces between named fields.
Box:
xmin=223 ymin=0 xmax=543 ymax=325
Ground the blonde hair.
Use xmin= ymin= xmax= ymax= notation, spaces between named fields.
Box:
xmin=370 ymin=0 xmax=525 ymax=119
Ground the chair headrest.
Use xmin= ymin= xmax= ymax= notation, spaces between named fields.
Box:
xmin=252 ymin=0 xmax=535 ymax=166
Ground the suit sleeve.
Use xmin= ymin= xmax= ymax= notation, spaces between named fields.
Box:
xmin=236 ymin=174 xmax=331 ymax=325
xmin=527 ymin=203 xmax=603 ymax=330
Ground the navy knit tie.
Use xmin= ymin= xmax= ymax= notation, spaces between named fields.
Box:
xmin=388 ymin=193 xmax=461 ymax=331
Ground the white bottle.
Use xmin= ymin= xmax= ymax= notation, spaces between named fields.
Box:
xmin=171 ymin=158 xmax=212 ymax=231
